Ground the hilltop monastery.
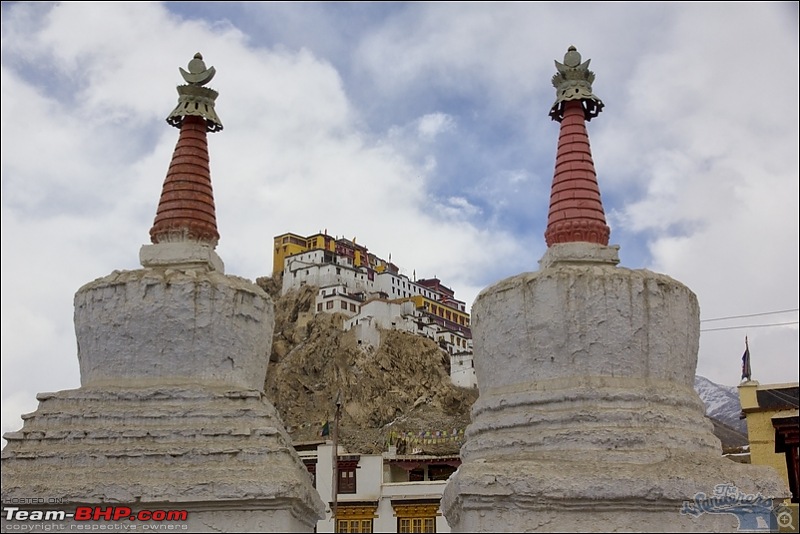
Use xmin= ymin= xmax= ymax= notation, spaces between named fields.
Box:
xmin=274 ymin=232 xmax=476 ymax=388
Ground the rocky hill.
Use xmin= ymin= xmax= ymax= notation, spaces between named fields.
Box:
xmin=258 ymin=276 xmax=749 ymax=455
xmin=258 ymin=277 xmax=477 ymax=455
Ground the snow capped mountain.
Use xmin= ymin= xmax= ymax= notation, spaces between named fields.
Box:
xmin=694 ymin=375 xmax=748 ymax=435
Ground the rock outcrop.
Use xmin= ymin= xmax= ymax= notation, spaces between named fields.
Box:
xmin=258 ymin=279 xmax=478 ymax=455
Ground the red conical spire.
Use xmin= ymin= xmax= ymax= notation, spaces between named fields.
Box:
xmin=149 ymin=53 xmax=223 ymax=247
xmin=544 ymin=46 xmax=610 ymax=247
xmin=150 ymin=115 xmax=219 ymax=246
xmin=544 ymin=100 xmax=609 ymax=246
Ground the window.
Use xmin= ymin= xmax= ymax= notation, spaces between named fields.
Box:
xmin=337 ymin=460 xmax=358 ymax=494
xmin=408 ymin=468 xmax=424 ymax=482
xmin=327 ymin=301 xmax=334 ymax=310
xmin=317 ymin=303 xmax=322 ymax=312
xmin=341 ymin=301 xmax=348 ymax=310
xmin=398 ymin=518 xmax=435 ymax=533
xmin=335 ymin=504 xmax=376 ymax=533
xmin=337 ymin=519 xmax=373 ymax=533
xmin=339 ymin=469 xmax=356 ymax=493
xmin=394 ymin=503 xmax=439 ymax=533
xmin=350 ymin=303 xmax=357 ymax=312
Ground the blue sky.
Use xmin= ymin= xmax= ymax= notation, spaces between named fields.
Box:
xmin=2 ymin=2 xmax=798 ymax=436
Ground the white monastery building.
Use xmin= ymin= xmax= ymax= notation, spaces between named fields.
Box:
xmin=274 ymin=232 xmax=476 ymax=389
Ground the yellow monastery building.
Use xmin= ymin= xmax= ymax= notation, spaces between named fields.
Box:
xmin=738 ymin=380 xmax=799 ymax=508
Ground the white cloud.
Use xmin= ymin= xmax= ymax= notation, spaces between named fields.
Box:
xmin=1 ymin=3 xmax=523 ymax=436
xmin=438 ymin=196 xmax=482 ymax=220
xmin=417 ymin=112 xmax=455 ymax=139
xmin=1 ymin=2 xmax=797 ymax=440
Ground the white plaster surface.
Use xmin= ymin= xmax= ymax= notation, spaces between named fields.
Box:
xmin=538 ymin=241 xmax=620 ymax=268
xmin=140 ymin=242 xmax=225 ymax=273
xmin=2 ymin=264 xmax=324 ymax=532
xmin=74 ymin=268 xmax=272 ymax=390
xmin=442 ymin=244 xmax=788 ymax=532
xmin=1 ymin=386 xmax=325 ymax=531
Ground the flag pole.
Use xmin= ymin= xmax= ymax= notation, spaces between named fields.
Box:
xmin=331 ymin=390 xmax=342 ymax=530
xmin=741 ymin=336 xmax=752 ymax=382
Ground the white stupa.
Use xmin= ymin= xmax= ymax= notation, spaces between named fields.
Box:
xmin=1 ymin=53 xmax=324 ymax=532
xmin=441 ymin=46 xmax=788 ymax=533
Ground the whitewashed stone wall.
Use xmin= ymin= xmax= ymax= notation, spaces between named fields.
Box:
xmin=450 ymin=353 xmax=476 ymax=389
xmin=282 ymin=257 xmax=374 ymax=296
xmin=2 ymin=265 xmax=325 ymax=532
xmin=344 ymin=300 xmax=419 ymax=332
xmin=373 ymin=272 xmax=440 ymax=301
xmin=1 ymin=386 xmax=324 ymax=532
xmin=75 ymin=268 xmax=272 ymax=390
xmin=442 ymin=243 xmax=788 ymax=532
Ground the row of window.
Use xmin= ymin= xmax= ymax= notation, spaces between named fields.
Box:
xmin=336 ymin=517 xmax=435 ymax=533
xmin=336 ymin=510 xmax=437 ymax=533
xmin=286 ymin=260 xmax=463 ymax=312
xmin=390 ymin=276 xmax=439 ymax=301
xmin=306 ymin=461 xmax=457 ymax=492
xmin=423 ymin=302 xmax=469 ymax=327
xmin=317 ymin=301 xmax=359 ymax=313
